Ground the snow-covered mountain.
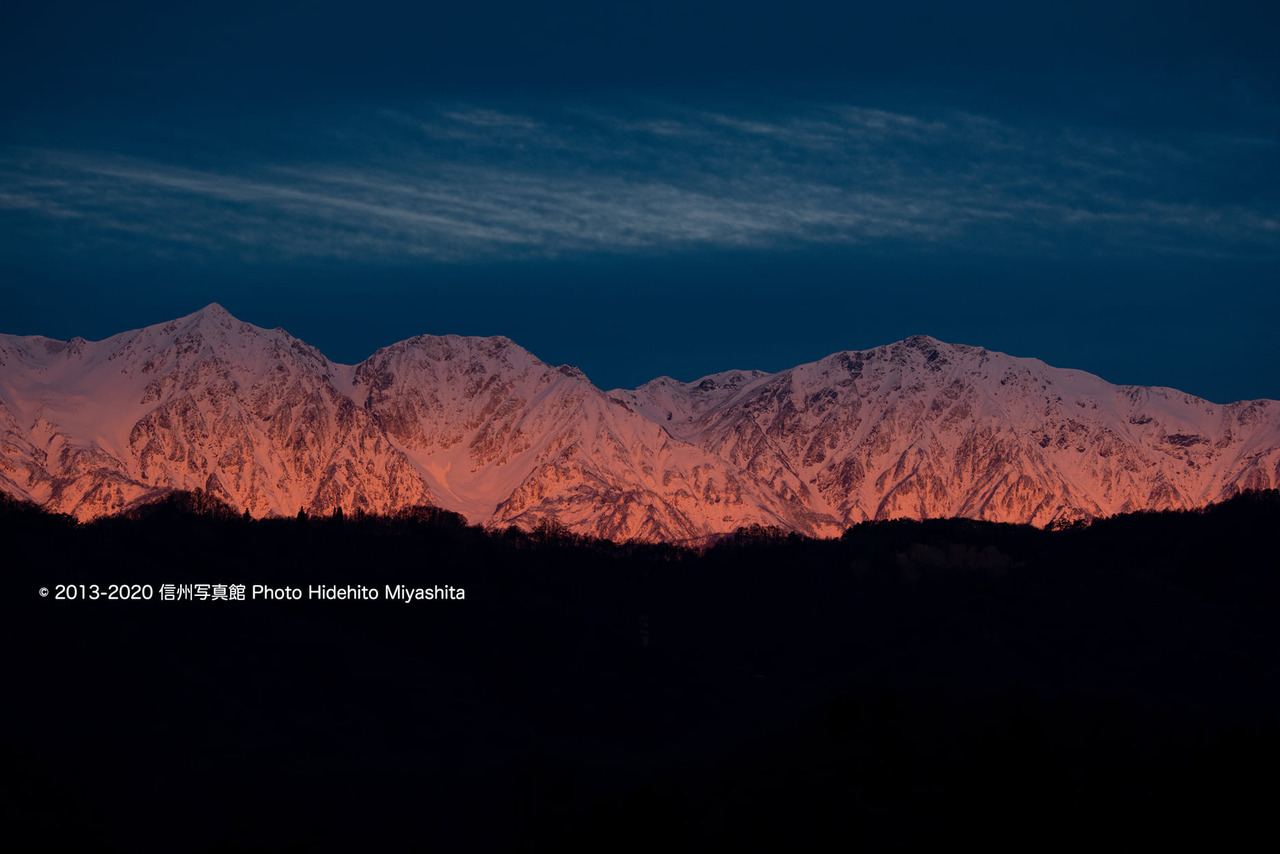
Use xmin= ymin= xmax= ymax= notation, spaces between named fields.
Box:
xmin=613 ymin=336 xmax=1280 ymax=527
xmin=0 ymin=305 xmax=434 ymax=520
xmin=2 ymin=307 xmax=1277 ymax=539
xmin=348 ymin=332 xmax=821 ymax=541
xmin=0 ymin=305 xmax=815 ymax=540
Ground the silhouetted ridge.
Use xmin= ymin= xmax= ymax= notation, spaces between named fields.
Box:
xmin=120 ymin=487 xmax=242 ymax=521
xmin=6 ymin=489 xmax=1278 ymax=851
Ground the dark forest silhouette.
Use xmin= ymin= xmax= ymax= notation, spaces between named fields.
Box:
xmin=6 ymin=489 xmax=1279 ymax=851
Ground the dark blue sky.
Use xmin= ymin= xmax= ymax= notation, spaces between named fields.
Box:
xmin=2 ymin=1 xmax=1277 ymax=401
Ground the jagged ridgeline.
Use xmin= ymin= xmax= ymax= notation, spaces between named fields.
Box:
xmin=2 ymin=304 xmax=1278 ymax=540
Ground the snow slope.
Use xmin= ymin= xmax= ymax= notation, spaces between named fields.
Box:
xmin=2 ymin=311 xmax=1277 ymax=538
xmin=612 ymin=336 xmax=1280 ymax=526
xmin=0 ymin=305 xmax=433 ymax=519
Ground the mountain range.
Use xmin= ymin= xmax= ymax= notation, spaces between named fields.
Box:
xmin=2 ymin=304 xmax=1277 ymax=541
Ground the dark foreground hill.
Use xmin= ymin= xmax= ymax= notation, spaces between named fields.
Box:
xmin=5 ymin=490 xmax=1279 ymax=852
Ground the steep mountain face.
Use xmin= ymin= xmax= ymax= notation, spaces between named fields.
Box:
xmin=0 ymin=305 xmax=434 ymax=520
xmin=0 ymin=306 xmax=816 ymax=540
xmin=613 ymin=336 xmax=1280 ymax=527
xmin=2 ymin=309 xmax=1278 ymax=538
xmin=348 ymin=334 xmax=824 ymax=541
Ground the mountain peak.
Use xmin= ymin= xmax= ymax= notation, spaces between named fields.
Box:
xmin=888 ymin=334 xmax=968 ymax=358
xmin=187 ymin=302 xmax=236 ymax=322
xmin=166 ymin=303 xmax=245 ymax=339
xmin=2 ymin=309 xmax=1278 ymax=535
xmin=901 ymin=334 xmax=945 ymax=347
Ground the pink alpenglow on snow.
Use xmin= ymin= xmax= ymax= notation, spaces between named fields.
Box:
xmin=1 ymin=305 xmax=1277 ymax=541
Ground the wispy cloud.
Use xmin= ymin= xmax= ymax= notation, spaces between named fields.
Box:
xmin=1 ymin=101 xmax=1275 ymax=263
